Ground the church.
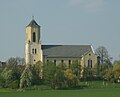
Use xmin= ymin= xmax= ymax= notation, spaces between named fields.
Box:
xmin=25 ymin=18 xmax=97 ymax=69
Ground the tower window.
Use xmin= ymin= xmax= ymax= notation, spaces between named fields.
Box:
xmin=35 ymin=49 xmax=37 ymax=54
xmin=32 ymin=48 xmax=34 ymax=54
xmin=33 ymin=32 xmax=36 ymax=42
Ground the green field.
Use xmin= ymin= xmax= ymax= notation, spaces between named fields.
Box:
xmin=0 ymin=88 xmax=120 ymax=97
xmin=0 ymin=82 xmax=120 ymax=97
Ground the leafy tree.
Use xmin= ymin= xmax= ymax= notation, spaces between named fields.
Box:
xmin=113 ymin=60 xmax=120 ymax=66
xmin=1 ymin=58 xmax=21 ymax=88
xmin=43 ymin=61 xmax=56 ymax=89
xmin=43 ymin=61 xmax=79 ymax=89
xmin=57 ymin=62 xmax=67 ymax=71
xmin=34 ymin=61 xmax=43 ymax=78
xmin=20 ymin=61 xmax=44 ymax=88
xmin=1 ymin=67 xmax=20 ymax=88
xmin=0 ymin=70 xmax=5 ymax=87
xmin=112 ymin=62 xmax=120 ymax=82
xmin=53 ymin=67 xmax=65 ymax=89
xmin=92 ymin=64 xmax=99 ymax=76
xmin=64 ymin=69 xmax=78 ymax=87
xmin=103 ymin=69 xmax=113 ymax=82
xmin=20 ymin=65 xmax=33 ymax=88
xmin=70 ymin=60 xmax=81 ymax=78
xmin=32 ymin=61 xmax=43 ymax=85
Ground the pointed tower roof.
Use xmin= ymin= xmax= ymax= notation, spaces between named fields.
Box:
xmin=27 ymin=17 xmax=40 ymax=27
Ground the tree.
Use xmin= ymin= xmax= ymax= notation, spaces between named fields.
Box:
xmin=0 ymin=75 xmax=5 ymax=88
xmin=103 ymin=69 xmax=113 ymax=82
xmin=113 ymin=60 xmax=120 ymax=66
xmin=20 ymin=61 xmax=44 ymax=88
xmin=53 ymin=66 xmax=65 ymax=89
xmin=64 ymin=69 xmax=78 ymax=87
xmin=96 ymin=46 xmax=111 ymax=65
xmin=6 ymin=57 xmax=17 ymax=68
xmin=35 ymin=61 xmax=43 ymax=78
xmin=42 ymin=60 xmax=82 ymax=89
xmin=43 ymin=61 xmax=56 ymax=89
xmin=95 ymin=46 xmax=112 ymax=75
xmin=16 ymin=57 xmax=25 ymax=65
xmin=43 ymin=61 xmax=79 ymax=89
xmin=20 ymin=65 xmax=33 ymax=88
xmin=32 ymin=61 xmax=43 ymax=85
xmin=1 ymin=57 xmax=21 ymax=88
xmin=1 ymin=67 xmax=20 ymax=88
xmin=112 ymin=62 xmax=120 ymax=82
xmin=70 ymin=60 xmax=81 ymax=78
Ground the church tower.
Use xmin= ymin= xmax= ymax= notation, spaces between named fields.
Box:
xmin=25 ymin=17 xmax=43 ymax=65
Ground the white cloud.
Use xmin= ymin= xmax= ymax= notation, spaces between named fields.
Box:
xmin=67 ymin=0 xmax=105 ymax=12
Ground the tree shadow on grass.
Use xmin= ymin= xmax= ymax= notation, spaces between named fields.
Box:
xmin=58 ymin=85 xmax=88 ymax=90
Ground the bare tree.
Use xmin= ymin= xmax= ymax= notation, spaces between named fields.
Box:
xmin=7 ymin=57 xmax=17 ymax=68
xmin=16 ymin=57 xmax=25 ymax=65
xmin=95 ymin=46 xmax=112 ymax=65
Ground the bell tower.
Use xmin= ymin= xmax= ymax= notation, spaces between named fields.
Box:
xmin=25 ymin=17 xmax=43 ymax=65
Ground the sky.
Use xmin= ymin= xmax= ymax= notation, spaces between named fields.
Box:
xmin=0 ymin=0 xmax=120 ymax=61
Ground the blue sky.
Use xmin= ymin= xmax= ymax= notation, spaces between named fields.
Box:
xmin=0 ymin=0 xmax=120 ymax=61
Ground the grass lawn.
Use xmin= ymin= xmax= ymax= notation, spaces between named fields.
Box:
xmin=0 ymin=82 xmax=120 ymax=97
xmin=0 ymin=88 xmax=120 ymax=97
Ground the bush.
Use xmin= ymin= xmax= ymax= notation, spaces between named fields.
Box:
xmin=0 ymin=75 xmax=5 ymax=88
xmin=8 ymin=80 xmax=19 ymax=89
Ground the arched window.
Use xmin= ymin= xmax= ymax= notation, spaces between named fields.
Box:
xmin=33 ymin=32 xmax=36 ymax=42
xmin=88 ymin=59 xmax=92 ymax=68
